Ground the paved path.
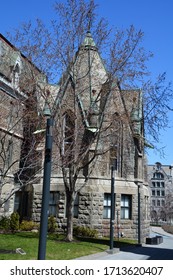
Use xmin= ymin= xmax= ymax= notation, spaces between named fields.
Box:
xmin=75 ymin=227 xmax=173 ymax=260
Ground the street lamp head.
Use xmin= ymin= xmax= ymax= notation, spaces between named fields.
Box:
xmin=33 ymin=128 xmax=46 ymax=135
xmin=43 ymin=101 xmax=51 ymax=117
xmin=86 ymin=127 xmax=98 ymax=133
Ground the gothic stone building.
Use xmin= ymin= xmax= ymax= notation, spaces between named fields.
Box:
xmin=0 ymin=32 xmax=150 ymax=241
xmin=0 ymin=33 xmax=46 ymax=218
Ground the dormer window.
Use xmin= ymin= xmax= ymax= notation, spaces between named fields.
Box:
xmin=13 ymin=63 xmax=20 ymax=89
xmin=155 ymin=162 xmax=161 ymax=171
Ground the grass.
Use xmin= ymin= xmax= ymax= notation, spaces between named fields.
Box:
xmin=0 ymin=232 xmax=137 ymax=260
xmin=0 ymin=232 xmax=108 ymax=260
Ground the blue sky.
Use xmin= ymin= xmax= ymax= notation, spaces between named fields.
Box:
xmin=1 ymin=0 xmax=173 ymax=165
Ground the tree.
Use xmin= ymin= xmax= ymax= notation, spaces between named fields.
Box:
xmin=0 ymin=37 xmax=47 ymax=214
xmin=6 ymin=0 xmax=173 ymax=240
xmin=0 ymin=91 xmax=23 ymax=208
xmin=0 ymin=90 xmax=42 ymax=211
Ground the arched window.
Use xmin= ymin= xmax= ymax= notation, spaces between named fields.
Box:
xmin=13 ymin=63 xmax=20 ymax=89
xmin=153 ymin=172 xmax=164 ymax=179
xmin=62 ymin=111 xmax=75 ymax=166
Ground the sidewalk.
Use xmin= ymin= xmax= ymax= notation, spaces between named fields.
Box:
xmin=75 ymin=227 xmax=173 ymax=260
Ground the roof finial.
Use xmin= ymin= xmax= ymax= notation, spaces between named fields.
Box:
xmin=87 ymin=8 xmax=92 ymax=32
xmin=81 ymin=31 xmax=97 ymax=48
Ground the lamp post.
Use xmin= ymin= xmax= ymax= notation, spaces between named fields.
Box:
xmin=137 ymin=183 xmax=141 ymax=246
xmin=110 ymin=159 xmax=117 ymax=251
xmin=117 ymin=209 xmax=120 ymax=240
xmin=38 ymin=116 xmax=53 ymax=260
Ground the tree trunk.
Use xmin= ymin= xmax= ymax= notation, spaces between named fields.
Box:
xmin=66 ymin=190 xmax=75 ymax=242
xmin=0 ymin=181 xmax=4 ymax=209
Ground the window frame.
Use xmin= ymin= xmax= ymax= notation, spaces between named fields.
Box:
xmin=73 ymin=193 xmax=79 ymax=218
xmin=103 ymin=193 xmax=115 ymax=219
xmin=120 ymin=194 xmax=132 ymax=220
xmin=49 ymin=191 xmax=59 ymax=217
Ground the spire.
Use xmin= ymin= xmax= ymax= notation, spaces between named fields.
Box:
xmin=81 ymin=31 xmax=97 ymax=50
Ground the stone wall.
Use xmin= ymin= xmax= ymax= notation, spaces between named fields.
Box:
xmin=31 ymin=178 xmax=150 ymax=242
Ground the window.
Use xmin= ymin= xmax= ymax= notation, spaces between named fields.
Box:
xmin=161 ymin=182 xmax=165 ymax=188
xmin=157 ymin=200 xmax=160 ymax=206
xmin=103 ymin=193 xmax=111 ymax=219
xmin=157 ymin=190 xmax=160 ymax=196
xmin=155 ymin=162 xmax=161 ymax=170
xmin=161 ymin=190 xmax=165 ymax=197
xmin=12 ymin=63 xmax=20 ymax=89
xmin=152 ymin=190 xmax=155 ymax=196
xmin=159 ymin=173 xmax=164 ymax=179
xmin=152 ymin=182 xmax=155 ymax=188
xmin=152 ymin=200 xmax=155 ymax=206
xmin=49 ymin=192 xmax=59 ymax=217
xmin=121 ymin=195 xmax=132 ymax=219
xmin=62 ymin=112 xmax=75 ymax=166
xmin=14 ymin=192 xmax=22 ymax=214
xmin=14 ymin=191 xmax=29 ymax=219
xmin=153 ymin=172 xmax=164 ymax=179
xmin=73 ymin=193 xmax=79 ymax=218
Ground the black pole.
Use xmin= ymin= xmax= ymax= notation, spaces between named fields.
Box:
xmin=38 ymin=118 xmax=53 ymax=260
xmin=138 ymin=184 xmax=141 ymax=245
xmin=110 ymin=160 xmax=117 ymax=250
xmin=117 ymin=210 xmax=120 ymax=240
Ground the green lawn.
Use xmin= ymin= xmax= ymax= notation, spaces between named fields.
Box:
xmin=0 ymin=232 xmax=109 ymax=260
xmin=0 ymin=232 xmax=137 ymax=260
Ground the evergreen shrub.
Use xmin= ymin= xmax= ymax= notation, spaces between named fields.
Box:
xmin=20 ymin=220 xmax=38 ymax=231
xmin=48 ymin=215 xmax=57 ymax=233
xmin=0 ymin=216 xmax=10 ymax=231
xmin=10 ymin=212 xmax=20 ymax=232
xmin=73 ymin=226 xmax=98 ymax=238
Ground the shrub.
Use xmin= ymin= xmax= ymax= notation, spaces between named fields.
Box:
xmin=20 ymin=220 xmax=38 ymax=231
xmin=10 ymin=212 xmax=20 ymax=232
xmin=73 ymin=226 xmax=98 ymax=238
xmin=48 ymin=216 xmax=57 ymax=233
xmin=0 ymin=216 xmax=10 ymax=231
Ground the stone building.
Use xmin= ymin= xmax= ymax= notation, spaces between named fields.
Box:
xmin=0 ymin=33 xmax=46 ymax=218
xmin=0 ymin=32 xmax=150 ymax=241
xmin=32 ymin=31 xmax=150 ymax=241
xmin=148 ymin=162 xmax=173 ymax=224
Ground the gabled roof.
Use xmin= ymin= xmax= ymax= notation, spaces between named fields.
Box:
xmin=0 ymin=33 xmax=44 ymax=80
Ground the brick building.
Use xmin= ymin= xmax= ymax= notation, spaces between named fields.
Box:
xmin=0 ymin=32 xmax=150 ymax=241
